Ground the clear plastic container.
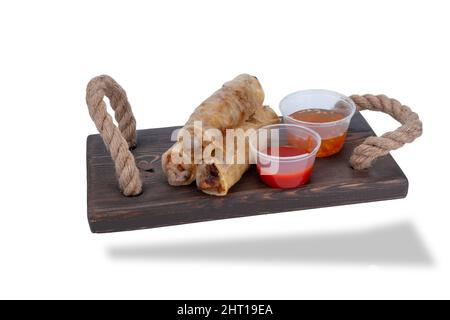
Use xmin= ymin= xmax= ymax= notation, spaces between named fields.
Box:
xmin=279 ymin=89 xmax=356 ymax=157
xmin=249 ymin=124 xmax=321 ymax=189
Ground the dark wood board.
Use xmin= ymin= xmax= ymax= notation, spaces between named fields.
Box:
xmin=86 ymin=112 xmax=408 ymax=233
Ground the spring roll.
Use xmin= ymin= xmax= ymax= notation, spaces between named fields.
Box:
xmin=162 ymin=74 xmax=264 ymax=186
xmin=196 ymin=105 xmax=279 ymax=196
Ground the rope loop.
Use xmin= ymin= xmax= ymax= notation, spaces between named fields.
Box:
xmin=349 ymin=94 xmax=422 ymax=170
xmin=86 ymin=75 xmax=142 ymax=196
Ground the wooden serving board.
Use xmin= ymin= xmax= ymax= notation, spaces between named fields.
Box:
xmin=86 ymin=112 xmax=408 ymax=233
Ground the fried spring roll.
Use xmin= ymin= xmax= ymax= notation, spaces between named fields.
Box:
xmin=196 ymin=106 xmax=279 ymax=196
xmin=162 ymin=74 xmax=264 ymax=186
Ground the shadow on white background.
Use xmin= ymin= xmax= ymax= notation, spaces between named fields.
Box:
xmin=108 ymin=221 xmax=433 ymax=266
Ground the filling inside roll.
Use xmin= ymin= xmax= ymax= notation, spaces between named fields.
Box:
xmin=196 ymin=164 xmax=223 ymax=194
xmin=161 ymin=143 xmax=196 ymax=186
xmin=163 ymin=155 xmax=195 ymax=184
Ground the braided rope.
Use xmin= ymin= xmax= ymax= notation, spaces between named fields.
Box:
xmin=86 ymin=75 xmax=142 ymax=196
xmin=349 ymin=94 xmax=422 ymax=170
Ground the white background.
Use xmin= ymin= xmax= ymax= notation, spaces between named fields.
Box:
xmin=0 ymin=0 xmax=448 ymax=299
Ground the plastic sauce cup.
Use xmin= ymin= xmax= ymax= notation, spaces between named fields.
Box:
xmin=249 ymin=124 xmax=321 ymax=189
xmin=280 ymin=89 xmax=356 ymax=157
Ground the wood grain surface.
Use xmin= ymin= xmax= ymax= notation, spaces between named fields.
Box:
xmin=86 ymin=112 xmax=408 ymax=233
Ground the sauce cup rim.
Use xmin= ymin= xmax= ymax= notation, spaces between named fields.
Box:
xmin=280 ymin=89 xmax=357 ymax=128
xmin=250 ymin=123 xmax=322 ymax=162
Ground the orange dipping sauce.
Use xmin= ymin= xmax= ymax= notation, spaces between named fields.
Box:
xmin=289 ymin=109 xmax=347 ymax=157
xmin=256 ymin=146 xmax=313 ymax=189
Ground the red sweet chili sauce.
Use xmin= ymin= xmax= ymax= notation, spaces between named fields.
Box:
xmin=256 ymin=146 xmax=313 ymax=189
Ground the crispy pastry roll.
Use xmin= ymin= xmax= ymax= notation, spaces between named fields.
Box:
xmin=196 ymin=105 xmax=279 ymax=196
xmin=162 ymin=74 xmax=264 ymax=186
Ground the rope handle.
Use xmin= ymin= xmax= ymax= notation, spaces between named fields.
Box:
xmin=349 ymin=94 xmax=423 ymax=170
xmin=86 ymin=75 xmax=142 ymax=196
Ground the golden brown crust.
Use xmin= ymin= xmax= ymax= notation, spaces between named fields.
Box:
xmin=162 ymin=74 xmax=264 ymax=186
xmin=186 ymin=74 xmax=264 ymax=130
